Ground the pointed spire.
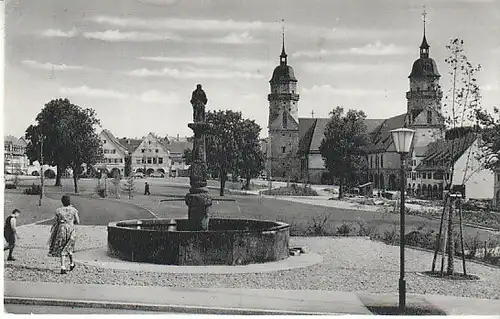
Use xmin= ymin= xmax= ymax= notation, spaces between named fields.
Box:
xmin=280 ymin=19 xmax=287 ymax=65
xmin=419 ymin=6 xmax=430 ymax=58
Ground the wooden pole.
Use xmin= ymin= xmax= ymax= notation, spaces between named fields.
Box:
xmin=432 ymin=193 xmax=448 ymax=272
xmin=458 ymin=197 xmax=467 ymax=275
xmin=440 ymin=199 xmax=449 ymax=277
xmin=39 ymin=137 xmax=44 ymax=207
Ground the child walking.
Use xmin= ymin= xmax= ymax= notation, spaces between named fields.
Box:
xmin=4 ymin=209 xmax=21 ymax=261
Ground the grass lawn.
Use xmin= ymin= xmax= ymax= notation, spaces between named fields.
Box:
xmin=3 ymin=191 xmax=60 ymax=226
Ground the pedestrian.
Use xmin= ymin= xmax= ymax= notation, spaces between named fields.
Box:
xmin=48 ymin=195 xmax=80 ymax=274
xmin=4 ymin=209 xmax=21 ymax=261
xmin=144 ymin=182 xmax=150 ymax=195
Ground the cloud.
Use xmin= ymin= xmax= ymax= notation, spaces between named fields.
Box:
xmin=293 ymin=42 xmax=409 ymax=58
xmin=90 ymin=16 xmax=402 ymax=40
xmin=40 ymin=28 xmax=77 ymax=38
xmin=301 ymin=62 xmax=399 ymax=74
xmin=302 ymin=85 xmax=388 ymax=97
xmin=59 ymin=86 xmax=181 ymax=104
xmin=136 ymin=0 xmax=180 ymax=6
xmin=482 ymin=81 xmax=499 ymax=92
xmin=127 ymin=67 xmax=264 ymax=79
xmin=59 ymin=86 xmax=128 ymax=99
xmin=138 ymin=56 xmax=272 ymax=71
xmin=137 ymin=90 xmax=181 ymax=104
xmin=22 ymin=60 xmax=84 ymax=71
xmin=83 ymin=30 xmax=180 ymax=42
xmin=210 ymin=32 xmax=260 ymax=44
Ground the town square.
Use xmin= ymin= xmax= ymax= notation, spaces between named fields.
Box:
xmin=2 ymin=0 xmax=500 ymax=315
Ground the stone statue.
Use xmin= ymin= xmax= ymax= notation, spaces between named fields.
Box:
xmin=190 ymin=84 xmax=208 ymax=122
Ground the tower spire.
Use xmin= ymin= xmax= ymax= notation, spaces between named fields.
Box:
xmin=280 ymin=19 xmax=287 ymax=65
xmin=420 ymin=6 xmax=430 ymax=58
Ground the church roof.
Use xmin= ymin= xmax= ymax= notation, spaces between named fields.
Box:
xmin=368 ymin=113 xmax=408 ymax=153
xmin=416 ymin=133 xmax=478 ymax=171
xmin=298 ymin=117 xmax=385 ymax=154
xmin=270 ymin=65 xmax=297 ymax=83
xmin=409 ymin=57 xmax=440 ymax=78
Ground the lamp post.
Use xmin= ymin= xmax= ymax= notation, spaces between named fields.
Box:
xmin=389 ymin=127 xmax=415 ymax=315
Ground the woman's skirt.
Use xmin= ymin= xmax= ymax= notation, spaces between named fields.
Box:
xmin=48 ymin=223 xmax=76 ymax=257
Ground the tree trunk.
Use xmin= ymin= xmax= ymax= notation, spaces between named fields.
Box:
xmin=220 ymin=171 xmax=226 ymax=196
xmin=55 ymin=165 xmax=63 ymax=186
xmin=446 ymin=201 xmax=455 ymax=275
xmin=338 ymin=174 xmax=344 ymax=199
xmin=73 ymin=172 xmax=79 ymax=193
xmin=245 ymin=177 xmax=251 ymax=190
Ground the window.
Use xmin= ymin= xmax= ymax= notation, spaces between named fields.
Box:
xmin=282 ymin=146 xmax=286 ymax=153
xmin=103 ymin=140 xmax=106 ymax=144
xmin=111 ymin=150 xmax=116 ymax=154
xmin=148 ymin=141 xmax=151 ymax=145
xmin=422 ymin=173 xmax=426 ymax=179
xmin=120 ymin=159 xmax=123 ymax=163
xmin=427 ymin=110 xmax=432 ymax=124
xmin=141 ymin=149 xmax=145 ymax=153
xmin=114 ymin=159 xmax=118 ymax=163
xmin=158 ymin=157 xmax=163 ymax=164
xmin=155 ymin=149 xmax=159 ymax=153
xmin=434 ymin=172 xmax=443 ymax=180
xmin=136 ymin=159 xmax=141 ymax=164
xmin=282 ymin=112 xmax=287 ymax=128
xmin=153 ymin=157 xmax=157 ymax=164
xmin=412 ymin=172 xmax=416 ymax=180
xmin=104 ymin=149 xmax=110 ymax=154
xmin=497 ymin=174 xmax=500 ymax=182
xmin=370 ymin=156 xmax=373 ymax=169
xmin=147 ymin=157 xmax=152 ymax=164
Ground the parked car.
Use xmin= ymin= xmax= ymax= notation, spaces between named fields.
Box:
xmin=150 ymin=172 xmax=165 ymax=178
xmin=134 ymin=172 xmax=145 ymax=178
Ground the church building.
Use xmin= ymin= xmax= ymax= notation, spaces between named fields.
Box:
xmin=267 ymin=20 xmax=445 ymax=189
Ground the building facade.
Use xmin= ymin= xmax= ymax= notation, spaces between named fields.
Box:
xmin=95 ymin=129 xmax=129 ymax=177
xmin=4 ymin=135 xmax=29 ymax=175
xmin=129 ymin=133 xmax=172 ymax=176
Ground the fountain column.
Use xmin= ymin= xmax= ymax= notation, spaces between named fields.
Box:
xmin=185 ymin=84 xmax=212 ymax=230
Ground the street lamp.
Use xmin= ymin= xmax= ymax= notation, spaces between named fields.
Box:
xmin=389 ymin=127 xmax=415 ymax=314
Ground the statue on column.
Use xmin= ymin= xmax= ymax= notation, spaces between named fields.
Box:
xmin=190 ymin=84 xmax=208 ymax=122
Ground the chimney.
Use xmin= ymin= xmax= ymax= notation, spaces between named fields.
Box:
xmin=177 ymin=134 xmax=179 ymax=141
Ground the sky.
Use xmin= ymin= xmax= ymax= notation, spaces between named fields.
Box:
xmin=3 ymin=0 xmax=500 ymax=140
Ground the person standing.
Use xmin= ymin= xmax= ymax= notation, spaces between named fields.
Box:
xmin=48 ymin=195 xmax=80 ymax=274
xmin=4 ymin=209 xmax=21 ymax=261
xmin=144 ymin=182 xmax=150 ymax=195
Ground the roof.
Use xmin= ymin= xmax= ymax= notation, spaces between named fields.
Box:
xmin=368 ymin=113 xmax=408 ymax=153
xmin=166 ymin=140 xmax=193 ymax=155
xmin=420 ymin=34 xmax=430 ymax=49
xmin=101 ymin=130 xmax=128 ymax=154
xmin=270 ymin=65 xmax=297 ymax=83
xmin=298 ymin=117 xmax=385 ymax=154
xmin=117 ymin=138 xmax=142 ymax=154
xmin=416 ymin=133 xmax=478 ymax=171
xmin=409 ymin=57 xmax=440 ymax=78
xmin=4 ymin=135 xmax=27 ymax=146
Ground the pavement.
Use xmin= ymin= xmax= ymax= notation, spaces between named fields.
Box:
xmin=4 ymin=280 xmax=500 ymax=315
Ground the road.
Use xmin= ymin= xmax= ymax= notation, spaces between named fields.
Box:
xmin=3 ymin=304 xmax=170 ymax=314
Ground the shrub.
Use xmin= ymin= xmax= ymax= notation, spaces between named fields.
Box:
xmin=305 ymin=213 xmax=334 ymax=236
xmin=336 ymin=222 xmax=353 ymax=236
xmin=382 ymin=226 xmax=400 ymax=245
xmin=261 ymin=185 xmax=318 ymax=196
xmin=23 ymin=183 xmax=42 ymax=195
xmin=356 ymin=218 xmax=377 ymax=237
xmin=5 ymin=183 xmax=17 ymax=190
xmin=44 ymin=169 xmax=56 ymax=179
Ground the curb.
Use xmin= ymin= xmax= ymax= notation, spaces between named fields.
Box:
xmin=3 ymin=297 xmax=339 ymax=315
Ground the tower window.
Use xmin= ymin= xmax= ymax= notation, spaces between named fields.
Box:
xmin=282 ymin=146 xmax=286 ymax=153
xmin=427 ymin=110 xmax=432 ymax=124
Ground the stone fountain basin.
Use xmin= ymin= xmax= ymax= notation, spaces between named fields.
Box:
xmin=107 ymin=218 xmax=290 ymax=266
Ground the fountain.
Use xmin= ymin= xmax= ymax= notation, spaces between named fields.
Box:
xmin=108 ymin=85 xmax=290 ymax=265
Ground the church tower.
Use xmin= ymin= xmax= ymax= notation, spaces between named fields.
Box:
xmin=267 ymin=29 xmax=300 ymax=180
xmin=406 ymin=11 xmax=444 ymax=151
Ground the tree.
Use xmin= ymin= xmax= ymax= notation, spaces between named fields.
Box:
xmin=476 ymin=106 xmax=500 ymax=170
xmin=319 ymin=106 xmax=369 ymax=199
xmin=110 ymin=173 xmax=121 ymax=198
xmin=431 ymin=38 xmax=483 ymax=276
xmin=122 ymin=176 xmax=136 ymax=199
xmin=124 ymin=156 xmax=132 ymax=177
xmin=237 ymin=119 xmax=265 ymax=190
xmin=25 ymin=98 xmax=103 ymax=192
xmin=206 ymin=110 xmax=244 ymax=196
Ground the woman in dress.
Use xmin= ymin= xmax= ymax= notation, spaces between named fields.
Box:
xmin=48 ymin=195 xmax=80 ymax=274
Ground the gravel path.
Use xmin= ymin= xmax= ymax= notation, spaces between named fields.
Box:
xmin=5 ymin=225 xmax=500 ymax=300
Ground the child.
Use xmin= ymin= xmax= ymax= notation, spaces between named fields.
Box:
xmin=4 ymin=209 xmax=21 ymax=261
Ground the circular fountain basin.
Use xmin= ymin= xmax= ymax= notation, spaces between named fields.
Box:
xmin=107 ymin=218 xmax=290 ymax=266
